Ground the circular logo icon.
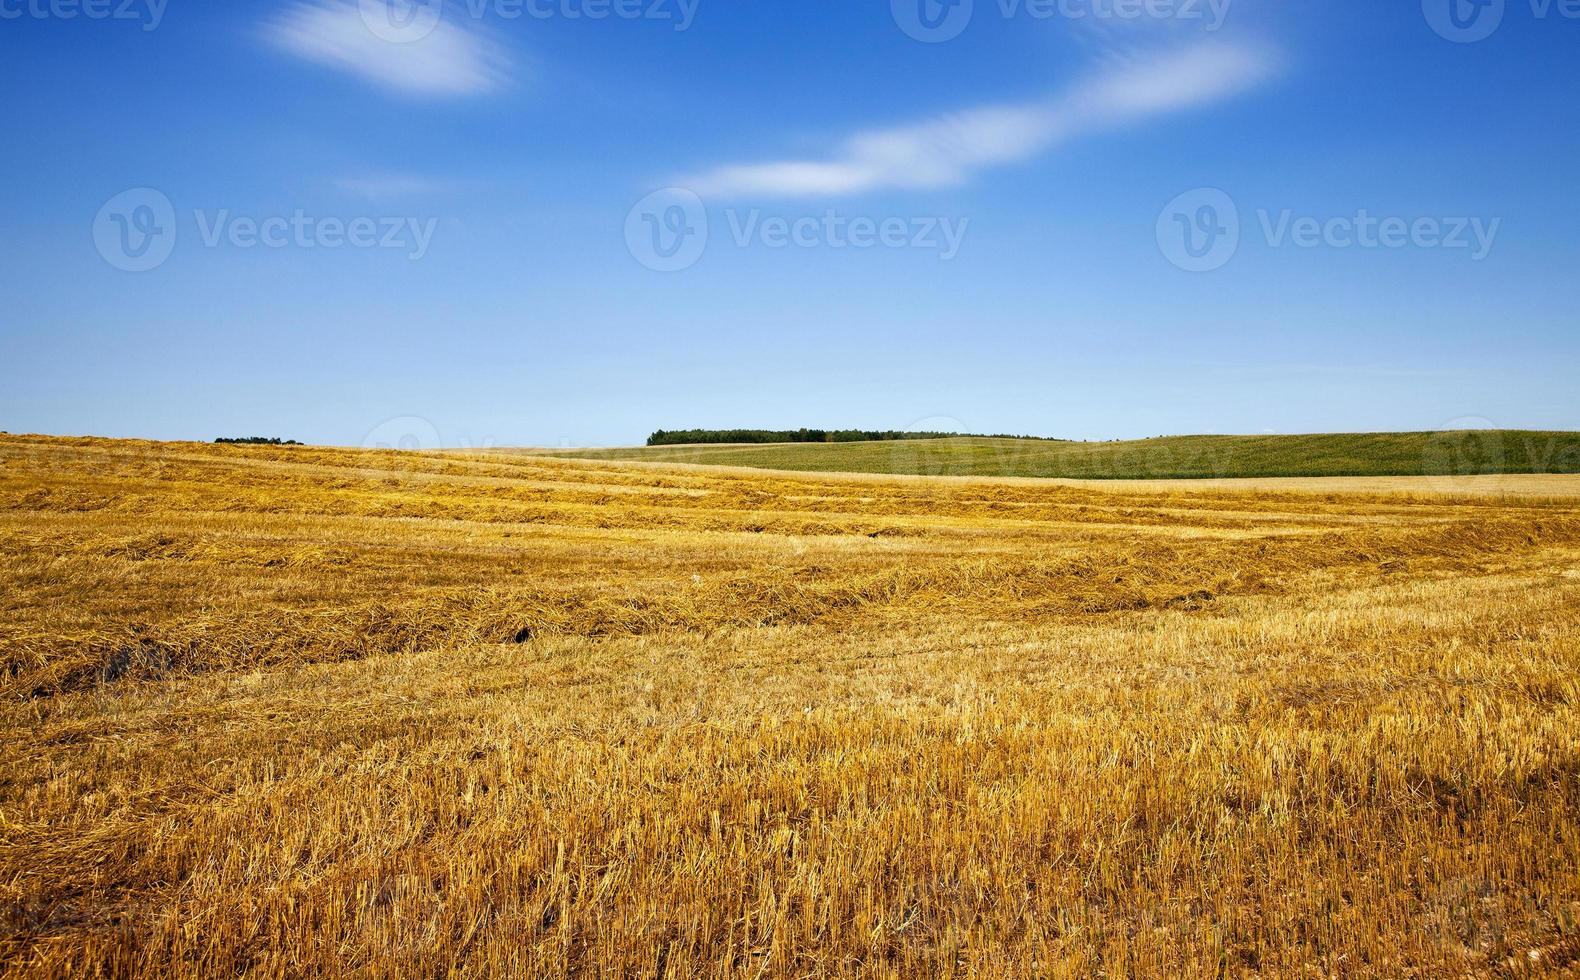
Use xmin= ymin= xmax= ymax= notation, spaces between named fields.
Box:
xmin=1423 ymin=418 xmax=1507 ymax=493
xmin=93 ymin=188 xmax=177 ymax=273
xmin=359 ymin=0 xmax=444 ymax=44
xmin=361 ymin=416 xmax=444 ymax=453
xmin=625 ymin=187 xmax=708 ymax=272
xmin=889 ymin=416 xmax=969 ymax=480
xmin=1423 ymin=0 xmax=1505 ymax=42
xmin=891 ymin=0 xmax=973 ymax=42
xmin=1156 ymin=188 xmax=1240 ymax=273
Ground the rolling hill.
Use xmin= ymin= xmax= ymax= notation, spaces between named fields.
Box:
xmin=546 ymin=430 xmax=1580 ymax=481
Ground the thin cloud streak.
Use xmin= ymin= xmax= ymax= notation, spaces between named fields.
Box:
xmin=266 ymin=1 xmax=510 ymax=97
xmin=684 ymin=41 xmax=1279 ymax=198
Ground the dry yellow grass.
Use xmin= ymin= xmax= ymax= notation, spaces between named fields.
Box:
xmin=3 ymin=434 xmax=1580 ymax=977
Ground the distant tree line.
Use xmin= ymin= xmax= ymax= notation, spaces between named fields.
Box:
xmin=646 ymin=429 xmax=1061 ymax=447
xmin=215 ymin=437 xmax=303 ymax=446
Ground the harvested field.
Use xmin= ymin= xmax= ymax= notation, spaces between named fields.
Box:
xmin=2 ymin=434 xmax=1579 ymax=977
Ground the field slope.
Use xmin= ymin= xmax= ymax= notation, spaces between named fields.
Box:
xmin=3 ymin=434 xmax=1580 ymax=976
xmin=547 ymin=430 xmax=1580 ymax=480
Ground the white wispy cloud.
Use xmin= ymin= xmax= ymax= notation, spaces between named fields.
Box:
xmin=266 ymin=1 xmax=509 ymax=98
xmin=684 ymin=41 xmax=1279 ymax=198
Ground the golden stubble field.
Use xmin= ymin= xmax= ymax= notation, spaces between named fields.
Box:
xmin=2 ymin=434 xmax=1580 ymax=977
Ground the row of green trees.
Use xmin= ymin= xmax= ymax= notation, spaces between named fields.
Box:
xmin=648 ymin=429 xmax=960 ymax=446
xmin=215 ymin=437 xmax=303 ymax=446
xmin=646 ymin=429 xmax=1060 ymax=447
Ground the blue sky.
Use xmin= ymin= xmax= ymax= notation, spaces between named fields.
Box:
xmin=1 ymin=0 xmax=1576 ymax=448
